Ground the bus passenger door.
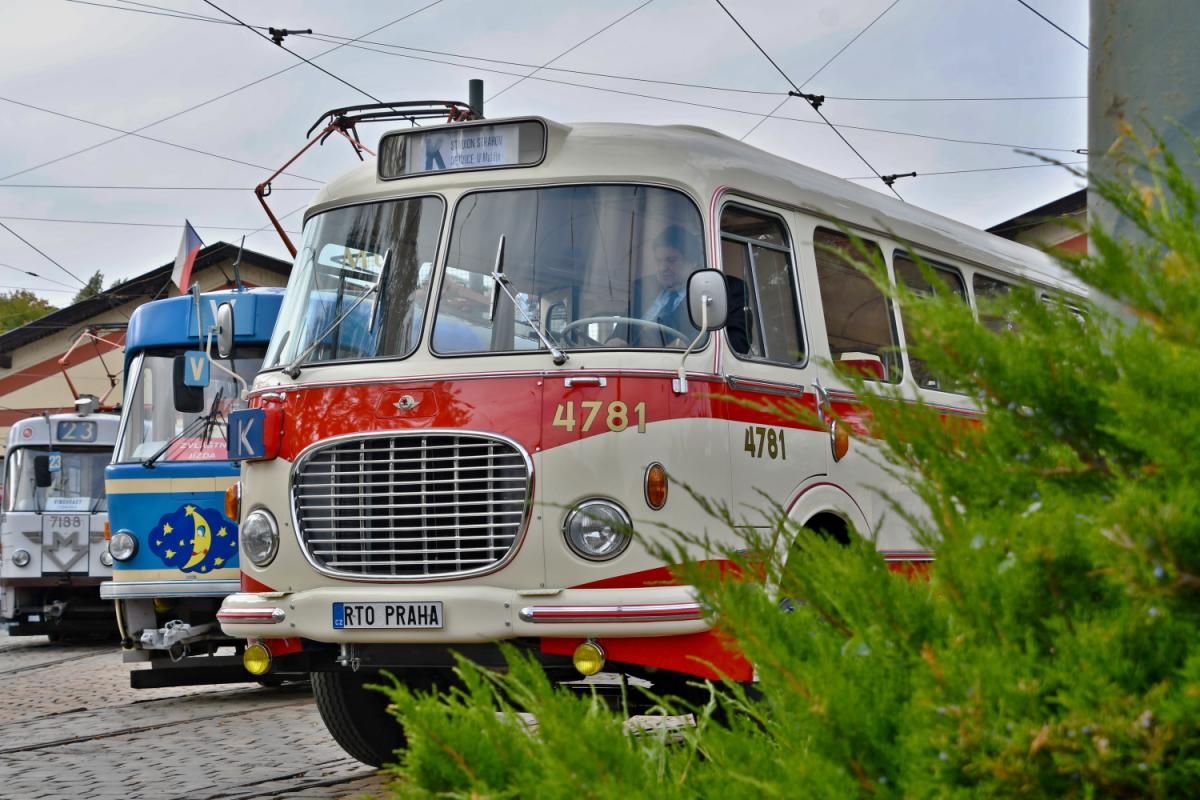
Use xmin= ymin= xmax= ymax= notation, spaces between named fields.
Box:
xmin=802 ymin=226 xmax=909 ymax=546
xmin=718 ymin=202 xmax=827 ymax=529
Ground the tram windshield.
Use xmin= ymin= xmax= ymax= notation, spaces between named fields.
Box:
xmin=434 ymin=184 xmax=706 ymax=354
xmin=6 ymin=446 xmax=110 ymax=512
xmin=264 ymin=196 xmax=444 ymax=370
xmin=114 ymin=348 xmax=265 ymax=463
xmin=263 ymin=185 xmax=706 ymax=369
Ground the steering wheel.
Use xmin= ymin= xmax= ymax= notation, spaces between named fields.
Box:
xmin=559 ymin=315 xmax=690 ymax=348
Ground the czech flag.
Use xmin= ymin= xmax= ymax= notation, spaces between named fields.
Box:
xmin=171 ymin=220 xmax=204 ymax=292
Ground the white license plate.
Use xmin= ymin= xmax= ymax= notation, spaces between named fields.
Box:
xmin=332 ymin=601 xmax=443 ymax=630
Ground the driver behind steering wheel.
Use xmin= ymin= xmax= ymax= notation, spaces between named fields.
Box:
xmin=606 ymin=224 xmax=701 ymax=347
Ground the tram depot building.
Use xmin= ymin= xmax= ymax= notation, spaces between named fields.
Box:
xmin=0 ymin=243 xmax=290 ymax=443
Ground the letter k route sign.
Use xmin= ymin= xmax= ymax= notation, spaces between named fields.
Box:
xmin=228 ymin=408 xmax=265 ymax=460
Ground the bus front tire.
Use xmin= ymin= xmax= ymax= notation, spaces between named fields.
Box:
xmin=311 ymin=669 xmax=407 ymax=767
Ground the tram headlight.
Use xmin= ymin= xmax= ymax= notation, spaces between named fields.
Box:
xmin=12 ymin=549 xmax=30 ymax=567
xmin=242 ymin=509 xmax=279 ymax=567
xmin=564 ymin=500 xmax=632 ymax=561
xmin=109 ymin=531 xmax=138 ymax=562
xmin=99 ymin=550 xmax=113 ymax=567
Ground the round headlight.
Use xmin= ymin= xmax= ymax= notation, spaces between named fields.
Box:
xmin=242 ymin=509 xmax=279 ymax=567
xmin=12 ymin=549 xmax=30 ymax=567
xmin=564 ymin=500 xmax=632 ymax=561
xmin=109 ymin=531 xmax=138 ymax=562
xmin=99 ymin=550 xmax=113 ymax=567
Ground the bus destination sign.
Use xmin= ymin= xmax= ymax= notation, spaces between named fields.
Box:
xmin=408 ymin=125 xmax=518 ymax=173
xmin=378 ymin=120 xmax=546 ymax=180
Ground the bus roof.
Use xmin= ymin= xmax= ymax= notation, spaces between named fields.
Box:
xmin=124 ymin=287 xmax=284 ymax=360
xmin=6 ymin=412 xmax=121 ymax=449
xmin=307 ymin=117 xmax=1084 ymax=295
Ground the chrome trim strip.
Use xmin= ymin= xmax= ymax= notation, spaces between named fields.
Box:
xmin=289 ymin=429 xmax=534 ymax=584
xmin=519 ymin=601 xmax=703 ymax=624
xmin=217 ymin=608 xmax=286 ymax=624
xmin=726 ymin=375 xmax=806 ymax=399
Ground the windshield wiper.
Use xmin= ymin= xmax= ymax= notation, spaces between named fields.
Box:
xmin=142 ymin=388 xmax=224 ymax=468
xmin=283 ymin=249 xmax=392 ymax=378
xmin=489 ymin=235 xmax=568 ymax=365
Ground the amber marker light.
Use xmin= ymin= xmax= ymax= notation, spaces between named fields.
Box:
xmin=103 ymin=521 xmax=111 ymax=541
xmin=573 ymin=640 xmax=606 ymax=676
xmin=832 ymin=420 xmax=850 ymax=462
xmin=243 ymin=642 xmax=272 ymax=676
xmin=225 ymin=482 xmax=241 ymax=522
xmin=644 ymin=462 xmax=668 ymax=510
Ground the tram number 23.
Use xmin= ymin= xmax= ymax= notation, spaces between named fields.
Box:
xmin=553 ymin=401 xmax=647 ymax=433
xmin=744 ymin=425 xmax=787 ymax=460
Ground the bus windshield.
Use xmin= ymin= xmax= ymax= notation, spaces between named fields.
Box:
xmin=433 ymin=185 xmax=706 ymax=354
xmin=264 ymin=196 xmax=444 ymax=370
xmin=6 ymin=446 xmax=110 ymax=512
xmin=114 ymin=348 xmax=265 ymax=463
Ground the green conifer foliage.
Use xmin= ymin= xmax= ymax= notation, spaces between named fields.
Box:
xmin=380 ymin=138 xmax=1200 ymax=798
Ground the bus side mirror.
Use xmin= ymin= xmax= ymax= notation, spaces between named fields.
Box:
xmin=33 ymin=456 xmax=52 ymax=488
xmin=687 ymin=269 xmax=728 ymax=331
xmin=172 ymin=356 xmax=206 ymax=413
xmin=215 ymin=302 xmax=236 ymax=359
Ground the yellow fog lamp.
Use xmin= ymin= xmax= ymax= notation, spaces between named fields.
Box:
xmin=572 ymin=640 xmax=606 ymax=677
xmin=243 ymin=641 xmax=273 ymax=676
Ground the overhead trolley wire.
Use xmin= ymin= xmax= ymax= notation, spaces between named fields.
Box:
xmin=0 ymin=262 xmax=80 ymax=291
xmin=486 ymin=0 xmax=657 ymax=104
xmin=0 ymin=221 xmax=89 ymax=288
xmin=0 ymin=97 xmax=326 ymax=184
xmin=286 ymin=34 xmax=1083 ymax=153
xmin=8 ymin=3 xmax=445 ymax=185
xmin=0 ymin=184 xmax=315 ymax=192
xmin=0 ymin=215 xmax=301 ymax=235
xmin=73 ymin=0 xmax=1087 ymax=104
xmin=844 ymin=159 xmax=1087 ymax=181
xmin=713 ymin=0 xmax=903 ymax=200
xmin=200 ymin=0 xmax=447 ymax=127
xmin=739 ymin=0 xmax=901 ymax=143
xmin=799 ymin=0 xmax=902 ymax=89
xmin=1014 ymin=0 xmax=1087 ymax=50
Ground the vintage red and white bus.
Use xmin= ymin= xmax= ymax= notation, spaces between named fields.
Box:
xmin=217 ymin=115 xmax=1084 ymax=764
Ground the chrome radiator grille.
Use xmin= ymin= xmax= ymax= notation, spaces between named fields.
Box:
xmin=293 ymin=433 xmax=530 ymax=578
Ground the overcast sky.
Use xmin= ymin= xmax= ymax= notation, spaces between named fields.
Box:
xmin=0 ymin=0 xmax=1088 ymax=306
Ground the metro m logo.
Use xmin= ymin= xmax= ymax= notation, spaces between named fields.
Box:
xmin=44 ymin=529 xmax=88 ymax=572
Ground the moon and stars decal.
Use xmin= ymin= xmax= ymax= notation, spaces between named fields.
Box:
xmin=148 ymin=504 xmax=239 ymax=573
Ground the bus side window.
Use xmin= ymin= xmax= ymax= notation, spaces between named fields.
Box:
xmin=893 ymin=253 xmax=967 ymax=392
xmin=720 ymin=205 xmax=804 ymax=364
xmin=973 ymin=273 xmax=1015 ymax=333
xmin=813 ymin=228 xmax=899 ymax=383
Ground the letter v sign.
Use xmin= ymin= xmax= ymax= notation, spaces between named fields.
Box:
xmin=183 ymin=350 xmax=210 ymax=387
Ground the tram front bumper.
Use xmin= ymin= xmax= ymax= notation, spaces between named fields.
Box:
xmin=217 ymin=584 xmax=711 ymax=643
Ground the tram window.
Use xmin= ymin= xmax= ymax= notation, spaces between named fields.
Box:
xmin=814 ymin=228 xmax=899 ymax=383
xmin=973 ymin=273 xmax=1015 ymax=333
xmin=720 ymin=206 xmax=803 ymax=364
xmin=264 ymin=196 xmax=444 ymax=369
xmin=433 ymin=184 xmax=707 ymax=354
xmin=893 ymin=253 xmax=967 ymax=392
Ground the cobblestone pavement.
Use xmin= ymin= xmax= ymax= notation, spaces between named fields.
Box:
xmin=0 ymin=631 xmax=390 ymax=800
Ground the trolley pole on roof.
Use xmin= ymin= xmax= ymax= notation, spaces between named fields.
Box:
xmin=1089 ymin=0 xmax=1200 ymax=243
xmin=469 ymin=79 xmax=484 ymax=119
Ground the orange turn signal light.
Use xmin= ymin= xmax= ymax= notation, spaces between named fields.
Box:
xmin=645 ymin=462 xmax=668 ymax=510
xmin=225 ymin=482 xmax=242 ymax=522
xmin=831 ymin=421 xmax=850 ymax=462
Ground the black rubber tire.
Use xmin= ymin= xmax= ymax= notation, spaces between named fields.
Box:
xmin=311 ymin=669 xmax=407 ymax=767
